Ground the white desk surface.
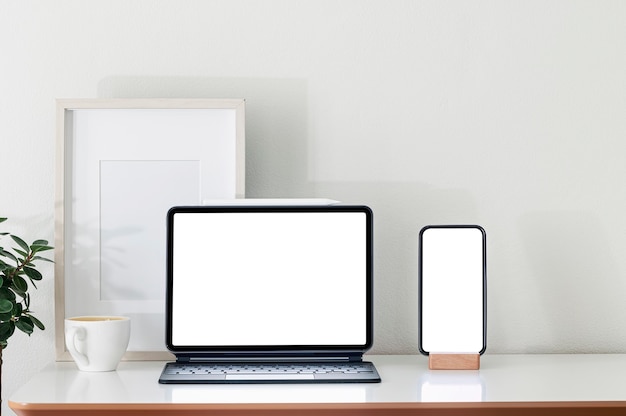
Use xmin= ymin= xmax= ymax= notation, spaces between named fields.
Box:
xmin=9 ymin=354 xmax=626 ymax=415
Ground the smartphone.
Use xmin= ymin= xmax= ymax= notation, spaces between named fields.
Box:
xmin=418 ymin=225 xmax=486 ymax=355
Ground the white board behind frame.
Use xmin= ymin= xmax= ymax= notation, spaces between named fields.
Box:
xmin=419 ymin=225 xmax=486 ymax=355
xmin=55 ymin=99 xmax=245 ymax=361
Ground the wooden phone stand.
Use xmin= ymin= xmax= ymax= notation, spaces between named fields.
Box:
xmin=429 ymin=353 xmax=480 ymax=370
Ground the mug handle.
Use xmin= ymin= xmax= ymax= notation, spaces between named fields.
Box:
xmin=66 ymin=326 xmax=89 ymax=367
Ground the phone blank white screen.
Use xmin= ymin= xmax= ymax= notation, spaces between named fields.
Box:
xmin=421 ymin=227 xmax=484 ymax=353
xmin=171 ymin=211 xmax=368 ymax=347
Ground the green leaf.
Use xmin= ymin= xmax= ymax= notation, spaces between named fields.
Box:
xmin=0 ymin=299 xmax=13 ymax=314
xmin=14 ymin=248 xmax=29 ymax=259
xmin=0 ymin=321 xmax=15 ymax=342
xmin=0 ymin=276 xmax=3 ymax=287
xmin=12 ymin=275 xmax=28 ymax=294
xmin=1 ymin=276 xmax=12 ymax=288
xmin=0 ymin=288 xmax=16 ymax=302
xmin=0 ymin=218 xmax=7 ymax=224
xmin=11 ymin=235 xmax=29 ymax=252
xmin=24 ymin=267 xmax=43 ymax=281
xmin=1 ymin=267 xmax=16 ymax=279
xmin=31 ymin=239 xmax=48 ymax=246
xmin=12 ymin=302 xmax=22 ymax=317
xmin=27 ymin=314 xmax=45 ymax=330
xmin=30 ymin=245 xmax=53 ymax=253
xmin=1 ymin=250 xmax=17 ymax=263
xmin=32 ymin=256 xmax=54 ymax=263
xmin=15 ymin=317 xmax=34 ymax=335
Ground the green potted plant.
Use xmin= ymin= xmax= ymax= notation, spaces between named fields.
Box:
xmin=0 ymin=217 xmax=53 ymax=401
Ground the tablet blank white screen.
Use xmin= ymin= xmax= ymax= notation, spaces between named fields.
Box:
xmin=171 ymin=211 xmax=368 ymax=347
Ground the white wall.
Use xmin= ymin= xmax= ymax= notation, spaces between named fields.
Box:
xmin=1 ymin=0 xmax=625 ymax=412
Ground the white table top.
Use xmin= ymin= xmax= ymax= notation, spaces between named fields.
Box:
xmin=9 ymin=354 xmax=626 ymax=407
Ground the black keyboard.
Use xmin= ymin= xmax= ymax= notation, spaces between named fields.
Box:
xmin=159 ymin=361 xmax=381 ymax=384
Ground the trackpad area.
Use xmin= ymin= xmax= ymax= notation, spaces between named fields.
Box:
xmin=225 ymin=374 xmax=316 ymax=381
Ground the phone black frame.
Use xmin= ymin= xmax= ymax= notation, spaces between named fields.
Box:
xmin=418 ymin=224 xmax=487 ymax=356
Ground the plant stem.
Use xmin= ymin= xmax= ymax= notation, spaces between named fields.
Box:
xmin=6 ymin=250 xmax=33 ymax=281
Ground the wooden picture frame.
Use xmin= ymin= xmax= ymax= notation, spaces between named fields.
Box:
xmin=55 ymin=99 xmax=245 ymax=360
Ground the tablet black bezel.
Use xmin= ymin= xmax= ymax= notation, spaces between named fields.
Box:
xmin=165 ymin=205 xmax=374 ymax=358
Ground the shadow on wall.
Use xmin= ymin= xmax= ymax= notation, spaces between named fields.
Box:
xmin=98 ymin=76 xmax=311 ymax=199
xmin=96 ymin=76 xmax=485 ymax=354
xmin=313 ymin=181 xmax=482 ymax=354
xmin=519 ymin=211 xmax=626 ymax=353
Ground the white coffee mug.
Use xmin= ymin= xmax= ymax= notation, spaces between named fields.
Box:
xmin=65 ymin=316 xmax=130 ymax=372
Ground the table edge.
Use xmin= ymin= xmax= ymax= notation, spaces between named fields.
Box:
xmin=9 ymin=400 xmax=626 ymax=415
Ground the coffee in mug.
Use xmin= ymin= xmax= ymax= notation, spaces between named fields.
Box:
xmin=65 ymin=316 xmax=130 ymax=372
